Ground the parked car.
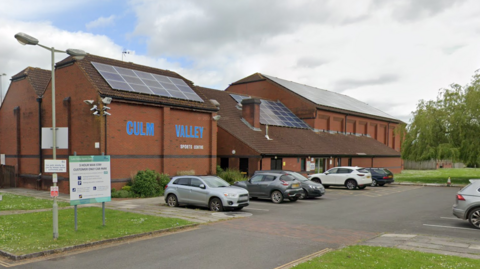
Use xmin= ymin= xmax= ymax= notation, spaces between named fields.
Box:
xmin=307 ymin=166 xmax=372 ymax=190
xmin=364 ymin=168 xmax=395 ymax=187
xmin=452 ymin=179 xmax=480 ymax=229
xmin=253 ymin=170 xmax=325 ymax=199
xmin=164 ymin=175 xmax=249 ymax=212
xmin=234 ymin=172 xmax=303 ymax=203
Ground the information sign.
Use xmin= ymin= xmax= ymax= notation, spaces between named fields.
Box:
xmin=50 ymin=186 xmax=59 ymax=197
xmin=45 ymin=159 xmax=67 ymax=173
xmin=69 ymin=155 xmax=111 ymax=206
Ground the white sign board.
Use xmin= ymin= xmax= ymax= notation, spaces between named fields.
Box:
xmin=0 ymin=154 xmax=4 ymax=165
xmin=45 ymin=159 xmax=67 ymax=173
xmin=69 ymin=155 xmax=111 ymax=206
xmin=42 ymin=127 xmax=68 ymax=149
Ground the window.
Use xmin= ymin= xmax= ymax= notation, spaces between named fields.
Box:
xmin=262 ymin=175 xmax=276 ymax=182
xmin=220 ymin=158 xmax=229 ymax=170
xmin=174 ymin=178 xmax=190 ymax=185
xmin=327 ymin=168 xmax=338 ymax=174
xmin=280 ymin=175 xmax=295 ymax=181
xmin=250 ymin=175 xmax=263 ymax=183
xmin=190 ymin=178 xmax=203 ymax=187
xmin=301 ymin=158 xmax=306 ymax=171
xmin=338 ymin=168 xmax=352 ymax=174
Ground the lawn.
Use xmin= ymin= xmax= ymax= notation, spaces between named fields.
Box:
xmin=0 ymin=207 xmax=193 ymax=255
xmin=295 ymin=245 xmax=480 ymax=268
xmin=0 ymin=192 xmax=70 ymax=211
xmin=394 ymin=168 xmax=480 ymax=185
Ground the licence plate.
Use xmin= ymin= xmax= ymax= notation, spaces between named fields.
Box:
xmin=292 ymin=184 xmax=299 ymax=188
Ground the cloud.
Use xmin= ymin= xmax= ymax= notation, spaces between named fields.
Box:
xmin=86 ymin=15 xmax=116 ymax=30
xmin=296 ymin=57 xmax=328 ymax=68
xmin=334 ymin=74 xmax=399 ymax=91
xmin=372 ymin=0 xmax=468 ymax=21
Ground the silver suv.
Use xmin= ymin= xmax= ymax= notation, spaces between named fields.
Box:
xmin=165 ymin=176 xmax=249 ymax=212
xmin=453 ymin=179 xmax=480 ymax=229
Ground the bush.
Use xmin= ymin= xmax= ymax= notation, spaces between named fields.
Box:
xmin=111 ymin=189 xmax=133 ymax=198
xmin=122 ymin=185 xmax=132 ymax=192
xmin=217 ymin=165 xmax=224 ymax=174
xmin=157 ymin=173 xmax=170 ymax=196
xmin=218 ymin=169 xmax=247 ymax=184
xmin=131 ymin=169 xmax=162 ymax=198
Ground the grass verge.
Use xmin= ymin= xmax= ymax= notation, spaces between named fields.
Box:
xmin=394 ymin=168 xmax=480 ymax=185
xmin=0 ymin=192 xmax=70 ymax=211
xmin=295 ymin=245 xmax=480 ymax=268
xmin=0 ymin=207 xmax=192 ymax=255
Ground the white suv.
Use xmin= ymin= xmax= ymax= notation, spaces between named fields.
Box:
xmin=308 ymin=166 xmax=372 ymax=190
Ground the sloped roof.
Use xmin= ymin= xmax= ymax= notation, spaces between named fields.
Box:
xmin=231 ymin=73 xmax=399 ymax=122
xmin=11 ymin=67 xmax=51 ymax=97
xmin=197 ymin=86 xmax=400 ymax=157
xmin=56 ymin=54 xmax=218 ymax=112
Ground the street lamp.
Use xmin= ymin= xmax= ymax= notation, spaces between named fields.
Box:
xmin=14 ymin=32 xmax=86 ymax=240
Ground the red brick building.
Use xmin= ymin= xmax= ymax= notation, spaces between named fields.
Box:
xmin=197 ymin=85 xmax=402 ymax=177
xmin=0 ymin=54 xmax=218 ymax=193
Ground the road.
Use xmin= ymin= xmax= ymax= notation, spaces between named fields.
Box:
xmin=5 ymin=185 xmax=477 ymax=269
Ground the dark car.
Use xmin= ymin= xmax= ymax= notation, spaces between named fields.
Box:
xmin=364 ymin=168 xmax=394 ymax=187
xmin=254 ymin=170 xmax=325 ymax=199
xmin=234 ymin=172 xmax=303 ymax=203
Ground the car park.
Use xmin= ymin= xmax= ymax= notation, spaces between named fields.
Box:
xmin=234 ymin=172 xmax=303 ymax=203
xmin=364 ymin=168 xmax=395 ymax=187
xmin=164 ymin=175 xmax=249 ymax=212
xmin=452 ymin=179 xmax=480 ymax=229
xmin=253 ymin=170 xmax=325 ymax=199
xmin=307 ymin=166 xmax=372 ymax=190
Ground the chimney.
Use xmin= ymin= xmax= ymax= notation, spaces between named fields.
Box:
xmin=241 ymin=98 xmax=261 ymax=129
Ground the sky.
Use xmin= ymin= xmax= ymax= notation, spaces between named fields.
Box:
xmin=1 ymin=0 xmax=480 ymax=123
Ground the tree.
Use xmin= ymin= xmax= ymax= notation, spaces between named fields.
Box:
xmin=402 ymin=71 xmax=480 ymax=166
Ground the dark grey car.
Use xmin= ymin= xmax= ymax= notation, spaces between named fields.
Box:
xmin=234 ymin=172 xmax=303 ymax=203
xmin=453 ymin=179 xmax=480 ymax=229
xmin=253 ymin=170 xmax=325 ymax=199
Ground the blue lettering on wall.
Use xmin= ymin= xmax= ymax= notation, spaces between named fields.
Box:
xmin=126 ymin=121 xmax=155 ymax=136
xmin=175 ymin=125 xmax=204 ymax=138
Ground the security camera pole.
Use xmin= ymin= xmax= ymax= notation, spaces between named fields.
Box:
xmin=14 ymin=32 xmax=86 ymax=240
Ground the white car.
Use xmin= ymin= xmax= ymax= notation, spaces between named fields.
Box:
xmin=308 ymin=166 xmax=372 ymax=190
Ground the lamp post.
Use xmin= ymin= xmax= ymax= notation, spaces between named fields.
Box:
xmin=14 ymin=32 xmax=86 ymax=240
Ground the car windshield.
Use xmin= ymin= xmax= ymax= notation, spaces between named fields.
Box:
xmin=201 ymin=176 xmax=230 ymax=188
xmin=289 ymin=172 xmax=309 ymax=182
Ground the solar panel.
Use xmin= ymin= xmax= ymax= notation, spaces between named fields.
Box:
xmin=229 ymin=94 xmax=310 ymax=129
xmin=91 ymin=62 xmax=204 ymax=103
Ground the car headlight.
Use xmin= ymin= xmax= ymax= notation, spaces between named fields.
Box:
xmin=224 ymin=193 xmax=239 ymax=198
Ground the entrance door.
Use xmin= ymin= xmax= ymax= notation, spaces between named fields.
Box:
xmin=220 ymin=158 xmax=229 ymax=170
xmin=239 ymin=158 xmax=249 ymax=176
xmin=271 ymin=158 xmax=283 ymax=170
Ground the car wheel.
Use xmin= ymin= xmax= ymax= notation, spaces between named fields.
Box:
xmin=167 ymin=194 xmax=179 ymax=207
xmin=271 ymin=190 xmax=283 ymax=204
xmin=358 ymin=186 xmax=366 ymax=190
xmin=468 ymin=208 xmax=480 ymax=229
xmin=289 ymin=197 xmax=298 ymax=202
xmin=371 ymin=179 xmax=377 ymax=187
xmin=311 ymin=178 xmax=321 ymax=184
xmin=209 ymin=198 xmax=224 ymax=212
xmin=346 ymin=179 xmax=357 ymax=190
xmin=300 ymin=189 xmax=308 ymax=199
xmin=378 ymin=183 xmax=385 ymax=187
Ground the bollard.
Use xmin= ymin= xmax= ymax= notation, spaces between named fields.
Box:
xmin=447 ymin=177 xmax=451 ymax=187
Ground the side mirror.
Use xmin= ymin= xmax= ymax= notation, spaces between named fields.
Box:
xmin=199 ymin=184 xmax=206 ymax=189
xmin=325 ymin=172 xmax=329 ymax=175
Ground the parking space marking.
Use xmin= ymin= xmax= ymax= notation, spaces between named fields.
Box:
xmin=244 ymin=207 xmax=270 ymax=211
xmin=324 ymin=186 xmax=424 ymax=198
xmin=423 ymin=224 xmax=479 ymax=231
xmin=440 ymin=217 xmax=460 ymax=220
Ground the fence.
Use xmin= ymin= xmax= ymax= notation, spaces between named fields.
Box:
xmin=404 ymin=160 xmax=465 ymax=170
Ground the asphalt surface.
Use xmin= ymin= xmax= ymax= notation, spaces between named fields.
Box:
xmin=2 ymin=185 xmax=479 ymax=268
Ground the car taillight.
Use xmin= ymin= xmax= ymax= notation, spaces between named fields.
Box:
xmin=383 ymin=176 xmax=388 ymax=179
xmin=280 ymin=180 xmax=289 ymax=186
xmin=457 ymin=194 xmax=465 ymax=201
xmin=165 ymin=185 xmax=168 ymax=189
xmin=357 ymin=174 xmax=365 ymax=176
